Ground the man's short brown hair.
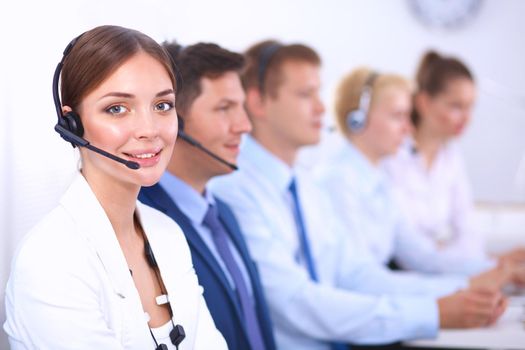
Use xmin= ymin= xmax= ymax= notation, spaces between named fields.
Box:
xmin=242 ymin=40 xmax=321 ymax=98
xmin=163 ymin=41 xmax=245 ymax=115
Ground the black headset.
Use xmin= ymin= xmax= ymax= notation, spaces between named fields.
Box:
xmin=257 ymin=43 xmax=282 ymax=93
xmin=346 ymin=71 xmax=379 ymax=132
xmin=176 ymin=117 xmax=238 ymax=170
xmin=52 ymin=35 xmax=86 ymax=148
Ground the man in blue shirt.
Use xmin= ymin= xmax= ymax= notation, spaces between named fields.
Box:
xmin=210 ymin=40 xmax=507 ymax=349
xmin=139 ymin=42 xmax=276 ymax=350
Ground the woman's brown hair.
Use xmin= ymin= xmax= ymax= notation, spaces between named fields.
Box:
xmin=60 ymin=25 xmax=177 ymax=112
xmin=412 ymin=50 xmax=473 ymax=127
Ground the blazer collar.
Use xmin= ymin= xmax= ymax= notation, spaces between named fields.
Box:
xmin=60 ymin=173 xmax=135 ymax=299
xmin=141 ymin=184 xmax=236 ymax=291
xmin=140 ymin=184 xmax=249 ymax=323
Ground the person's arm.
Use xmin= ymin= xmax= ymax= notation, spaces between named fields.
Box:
xmin=317 ymin=172 xmax=467 ymax=297
xmin=393 ymin=216 xmax=496 ymax=276
xmin=331 ymin=217 xmax=467 ymax=298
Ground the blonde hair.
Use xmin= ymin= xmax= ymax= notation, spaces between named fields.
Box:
xmin=334 ymin=67 xmax=412 ymax=134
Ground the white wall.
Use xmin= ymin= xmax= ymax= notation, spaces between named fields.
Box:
xmin=1 ymin=0 xmax=524 ymax=347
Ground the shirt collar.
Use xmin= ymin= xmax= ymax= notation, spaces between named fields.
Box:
xmin=159 ymin=171 xmax=215 ymax=225
xmin=339 ymin=140 xmax=385 ymax=195
xmin=240 ymin=135 xmax=295 ymax=192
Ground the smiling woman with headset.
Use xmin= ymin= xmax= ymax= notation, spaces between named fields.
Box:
xmin=3 ymin=25 xmax=226 ymax=350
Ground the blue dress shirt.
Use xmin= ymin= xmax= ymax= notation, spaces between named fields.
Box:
xmin=159 ymin=172 xmax=253 ymax=296
xmin=210 ymin=135 xmax=468 ymax=350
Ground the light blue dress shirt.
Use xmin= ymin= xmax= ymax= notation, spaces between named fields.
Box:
xmin=159 ymin=172 xmax=253 ymax=296
xmin=315 ymin=140 xmax=494 ymax=276
xmin=210 ymin=136 xmax=467 ymax=350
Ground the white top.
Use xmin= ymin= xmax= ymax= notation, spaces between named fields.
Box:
xmin=315 ymin=140 xmax=494 ymax=275
xmin=4 ymin=173 xmax=227 ymax=350
xmin=210 ymin=135 xmax=469 ymax=350
xmin=383 ymin=139 xmax=495 ymax=273
xmin=150 ymin=320 xmax=177 ymax=350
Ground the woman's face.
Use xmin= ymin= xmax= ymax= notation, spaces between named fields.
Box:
xmin=420 ymin=77 xmax=476 ymax=139
xmin=76 ymin=51 xmax=177 ymax=188
xmin=361 ymin=85 xmax=412 ymax=160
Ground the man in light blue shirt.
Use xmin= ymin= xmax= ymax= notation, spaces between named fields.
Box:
xmin=210 ymin=40 xmax=506 ymax=349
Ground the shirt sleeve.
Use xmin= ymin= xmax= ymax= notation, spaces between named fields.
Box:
xmin=394 ymin=214 xmax=496 ymax=276
xmin=316 ymin=168 xmax=468 ymax=297
xmin=329 ymin=210 xmax=467 ymax=299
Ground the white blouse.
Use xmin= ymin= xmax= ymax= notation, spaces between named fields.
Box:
xmin=383 ymin=139 xmax=494 ymax=272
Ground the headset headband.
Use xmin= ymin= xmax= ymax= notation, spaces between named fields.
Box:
xmin=257 ymin=43 xmax=282 ymax=93
xmin=52 ymin=34 xmax=83 ymax=121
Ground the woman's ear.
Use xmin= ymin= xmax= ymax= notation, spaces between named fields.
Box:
xmin=61 ymin=105 xmax=73 ymax=116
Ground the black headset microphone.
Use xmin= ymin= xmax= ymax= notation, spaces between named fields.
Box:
xmin=176 ymin=117 xmax=238 ymax=171
xmin=53 ymin=36 xmax=140 ymax=170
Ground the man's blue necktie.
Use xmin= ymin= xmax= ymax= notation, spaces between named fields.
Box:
xmin=289 ymin=178 xmax=348 ymax=350
xmin=203 ymin=204 xmax=266 ymax=350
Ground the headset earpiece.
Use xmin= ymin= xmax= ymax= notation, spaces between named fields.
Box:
xmin=62 ymin=111 xmax=84 ymax=137
xmin=55 ymin=111 xmax=84 ymax=148
xmin=346 ymin=109 xmax=367 ymax=132
xmin=346 ymin=71 xmax=379 ymax=133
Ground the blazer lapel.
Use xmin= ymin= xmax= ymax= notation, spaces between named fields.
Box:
xmin=140 ymin=185 xmax=245 ymax=321
xmin=60 ymin=174 xmax=152 ymax=346
xmin=61 ymin=174 xmax=136 ymax=300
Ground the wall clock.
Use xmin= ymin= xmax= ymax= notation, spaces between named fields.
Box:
xmin=408 ymin=0 xmax=484 ymax=29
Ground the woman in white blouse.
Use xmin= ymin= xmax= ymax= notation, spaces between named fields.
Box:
xmin=3 ymin=25 xmax=226 ymax=350
xmin=384 ymin=50 xmax=525 ymax=275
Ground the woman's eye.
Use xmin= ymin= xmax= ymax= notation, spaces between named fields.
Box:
xmin=155 ymin=101 xmax=174 ymax=112
xmin=106 ymin=105 xmax=128 ymax=115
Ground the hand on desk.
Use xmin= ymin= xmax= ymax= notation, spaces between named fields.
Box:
xmin=497 ymin=247 xmax=525 ymax=266
xmin=469 ymin=259 xmax=525 ymax=291
xmin=497 ymin=247 xmax=525 ymax=287
xmin=438 ymin=288 xmax=507 ymax=329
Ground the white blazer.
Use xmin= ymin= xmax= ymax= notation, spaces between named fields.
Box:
xmin=4 ymin=173 xmax=227 ymax=350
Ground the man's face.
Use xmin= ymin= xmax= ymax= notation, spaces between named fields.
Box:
xmin=181 ymin=71 xmax=251 ymax=176
xmin=263 ymin=60 xmax=325 ymax=150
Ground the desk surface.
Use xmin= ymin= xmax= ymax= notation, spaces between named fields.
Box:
xmin=405 ymin=298 xmax=525 ymax=350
